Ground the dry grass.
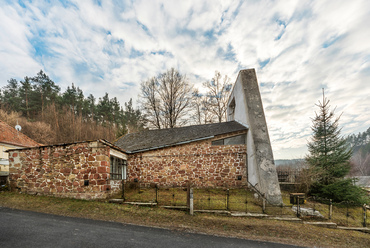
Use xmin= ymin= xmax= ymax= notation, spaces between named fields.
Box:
xmin=0 ymin=191 xmax=369 ymax=248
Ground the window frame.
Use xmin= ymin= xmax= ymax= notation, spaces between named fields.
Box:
xmin=211 ymin=134 xmax=246 ymax=146
xmin=110 ymin=156 xmax=127 ymax=180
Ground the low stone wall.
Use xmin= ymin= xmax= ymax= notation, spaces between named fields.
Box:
xmin=8 ymin=141 xmax=119 ymax=199
xmin=128 ymin=131 xmax=248 ymax=188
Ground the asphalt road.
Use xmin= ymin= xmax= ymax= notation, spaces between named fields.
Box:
xmin=0 ymin=207 xmax=302 ymax=248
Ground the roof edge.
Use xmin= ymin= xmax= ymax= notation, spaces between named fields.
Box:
xmin=234 ymin=120 xmax=250 ymax=129
xmin=127 ymin=127 xmax=249 ymax=154
xmin=127 ymin=135 xmax=215 ymax=154
xmin=5 ymin=139 xmax=126 ymax=154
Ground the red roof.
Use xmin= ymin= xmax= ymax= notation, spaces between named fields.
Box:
xmin=0 ymin=120 xmax=40 ymax=147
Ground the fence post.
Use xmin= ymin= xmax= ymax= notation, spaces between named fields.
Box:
xmin=189 ymin=188 xmax=194 ymax=215
xmin=329 ymin=199 xmax=332 ymax=220
xmin=346 ymin=202 xmax=350 ymax=226
xmin=262 ymin=193 xmax=266 ymax=214
xmin=187 ymin=182 xmax=190 ymax=209
xmin=155 ymin=184 xmax=158 ymax=204
xmin=245 ymin=187 xmax=248 ymax=213
xmin=172 ymin=185 xmax=175 ymax=206
xmin=208 ymin=189 xmax=211 ymax=209
xmin=226 ymin=189 xmax=230 ymax=211
xmin=121 ymin=180 xmax=125 ymax=201
xmin=296 ymin=195 xmax=300 ymax=218
xmin=363 ymin=204 xmax=367 ymax=227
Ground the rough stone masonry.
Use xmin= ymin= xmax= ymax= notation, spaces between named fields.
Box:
xmin=127 ymin=131 xmax=248 ymax=188
xmin=8 ymin=141 xmax=120 ymax=199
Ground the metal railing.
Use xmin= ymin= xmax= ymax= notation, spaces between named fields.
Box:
xmin=119 ymin=182 xmax=369 ymax=227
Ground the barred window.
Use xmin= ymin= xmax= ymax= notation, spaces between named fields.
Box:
xmin=110 ymin=156 xmax=127 ymax=180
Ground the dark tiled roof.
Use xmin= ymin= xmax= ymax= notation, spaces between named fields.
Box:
xmin=0 ymin=120 xmax=40 ymax=147
xmin=114 ymin=121 xmax=248 ymax=153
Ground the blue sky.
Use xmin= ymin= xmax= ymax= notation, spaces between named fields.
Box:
xmin=1 ymin=0 xmax=370 ymax=159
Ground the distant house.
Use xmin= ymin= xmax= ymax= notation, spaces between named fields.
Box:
xmin=7 ymin=69 xmax=283 ymax=205
xmin=0 ymin=120 xmax=39 ymax=183
xmin=353 ymin=176 xmax=370 ymax=192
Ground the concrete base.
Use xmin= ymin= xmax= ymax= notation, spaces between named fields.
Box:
xmin=109 ymin=199 xmax=124 ymax=203
xmin=195 ymin=210 xmax=230 ymax=215
xmin=162 ymin=206 xmax=188 ymax=210
xmin=231 ymin=212 xmax=268 ymax=217
xmin=266 ymin=217 xmax=302 ymax=222
xmin=231 ymin=212 xmax=301 ymax=222
xmin=123 ymin=202 xmax=157 ymax=206
xmin=108 ymin=199 xmax=158 ymax=206
xmin=337 ymin=226 xmax=370 ymax=233
xmin=303 ymin=222 xmax=337 ymax=228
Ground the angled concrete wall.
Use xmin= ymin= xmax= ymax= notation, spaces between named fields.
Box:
xmin=227 ymin=69 xmax=282 ymax=205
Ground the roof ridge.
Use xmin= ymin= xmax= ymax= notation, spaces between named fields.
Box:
xmin=141 ymin=120 xmax=239 ymax=132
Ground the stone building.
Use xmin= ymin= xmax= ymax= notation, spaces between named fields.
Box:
xmin=115 ymin=121 xmax=248 ymax=188
xmin=7 ymin=140 xmax=126 ymax=199
xmin=7 ymin=68 xmax=282 ymax=204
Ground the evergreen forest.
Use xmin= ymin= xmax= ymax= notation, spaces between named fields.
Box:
xmin=0 ymin=70 xmax=144 ymax=145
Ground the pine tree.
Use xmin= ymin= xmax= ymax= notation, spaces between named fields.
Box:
xmin=123 ymin=98 xmax=145 ymax=134
xmin=306 ymin=90 xmax=366 ymax=203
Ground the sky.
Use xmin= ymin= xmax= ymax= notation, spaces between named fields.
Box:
xmin=1 ymin=0 xmax=370 ymax=159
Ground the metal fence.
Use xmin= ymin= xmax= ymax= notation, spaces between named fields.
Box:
xmin=303 ymin=196 xmax=369 ymax=227
xmin=120 ymin=182 xmax=369 ymax=227
xmin=121 ymin=182 xmax=294 ymax=216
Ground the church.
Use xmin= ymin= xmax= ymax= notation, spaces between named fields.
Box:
xmin=7 ymin=69 xmax=282 ymax=205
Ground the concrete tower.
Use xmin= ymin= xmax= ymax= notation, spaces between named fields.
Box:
xmin=227 ymin=69 xmax=283 ymax=205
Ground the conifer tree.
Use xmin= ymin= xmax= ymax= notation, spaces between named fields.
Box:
xmin=306 ymin=90 xmax=366 ymax=203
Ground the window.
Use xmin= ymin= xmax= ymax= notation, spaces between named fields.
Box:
xmin=211 ymin=134 xmax=246 ymax=146
xmin=228 ymin=98 xmax=235 ymax=120
xmin=110 ymin=156 xmax=127 ymax=180
xmin=212 ymin=139 xmax=224 ymax=146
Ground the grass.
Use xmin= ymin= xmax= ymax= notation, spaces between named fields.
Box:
xmin=1 ymin=191 xmax=369 ymax=248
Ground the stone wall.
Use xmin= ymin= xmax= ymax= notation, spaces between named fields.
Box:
xmin=128 ymin=131 xmax=248 ymax=188
xmin=8 ymin=141 xmax=119 ymax=199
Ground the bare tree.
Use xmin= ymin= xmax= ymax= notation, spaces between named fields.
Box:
xmin=139 ymin=77 xmax=162 ymax=129
xmin=350 ymin=151 xmax=370 ymax=176
xmin=139 ymin=68 xmax=193 ymax=129
xmin=191 ymin=89 xmax=214 ymax=125
xmin=203 ymin=71 xmax=233 ymax=123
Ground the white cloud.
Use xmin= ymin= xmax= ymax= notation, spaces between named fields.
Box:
xmin=0 ymin=0 xmax=369 ymax=159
